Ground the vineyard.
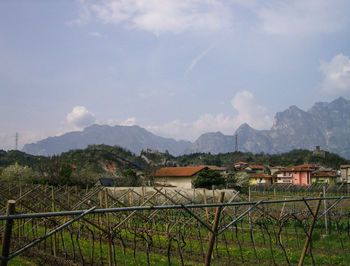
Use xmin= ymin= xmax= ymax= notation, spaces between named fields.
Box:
xmin=1 ymin=183 xmax=350 ymax=265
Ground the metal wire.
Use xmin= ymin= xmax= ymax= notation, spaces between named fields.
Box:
xmin=1 ymin=195 xmax=350 ymax=221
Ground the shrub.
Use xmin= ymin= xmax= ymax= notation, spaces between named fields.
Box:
xmin=192 ymin=169 xmax=225 ymax=189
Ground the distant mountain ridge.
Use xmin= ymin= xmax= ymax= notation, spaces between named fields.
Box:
xmin=23 ymin=97 xmax=350 ymax=158
xmin=187 ymin=97 xmax=350 ymax=159
xmin=23 ymin=124 xmax=192 ymax=156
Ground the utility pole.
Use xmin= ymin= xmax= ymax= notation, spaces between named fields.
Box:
xmin=235 ymin=133 xmax=238 ymax=152
xmin=15 ymin=132 xmax=18 ymax=150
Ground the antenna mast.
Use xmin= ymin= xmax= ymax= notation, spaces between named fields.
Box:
xmin=15 ymin=132 xmax=18 ymax=150
xmin=235 ymin=133 xmax=238 ymax=152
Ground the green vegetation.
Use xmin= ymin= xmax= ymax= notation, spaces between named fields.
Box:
xmin=0 ymin=146 xmax=349 ymax=188
xmin=192 ymin=169 xmax=226 ymax=189
xmin=177 ymin=149 xmax=349 ymax=169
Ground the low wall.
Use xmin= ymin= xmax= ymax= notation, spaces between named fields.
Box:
xmin=106 ymin=186 xmax=240 ymax=205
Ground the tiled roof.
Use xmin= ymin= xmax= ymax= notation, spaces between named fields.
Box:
xmin=318 ymin=167 xmax=335 ymax=172
xmin=283 ymin=164 xmax=316 ymax=172
xmin=153 ymin=166 xmax=208 ymax=177
xmin=312 ymin=172 xmax=337 ymax=177
xmin=205 ymin=165 xmax=227 ymax=171
xmin=235 ymin=161 xmax=248 ymax=165
xmin=249 ymin=173 xmax=273 ymax=178
xmin=271 ymin=166 xmax=285 ymax=169
xmin=340 ymin=165 xmax=350 ymax=168
xmin=248 ymin=165 xmax=264 ymax=169
xmin=296 ymin=164 xmax=318 ymax=168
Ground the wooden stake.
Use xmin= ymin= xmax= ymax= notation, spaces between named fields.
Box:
xmin=204 ymin=192 xmax=225 ymax=266
xmin=298 ymin=193 xmax=323 ymax=266
xmin=323 ymin=186 xmax=328 ymax=235
xmin=51 ymin=186 xmax=57 ymax=257
xmin=1 ymin=200 xmax=16 ymax=266
xmin=105 ymin=190 xmax=112 ymax=266
xmin=203 ymin=189 xmax=209 ymax=223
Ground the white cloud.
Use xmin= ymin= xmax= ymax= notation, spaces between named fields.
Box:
xmin=231 ymin=90 xmax=272 ymax=130
xmin=66 ymin=106 xmax=96 ymax=129
xmin=319 ymin=54 xmax=350 ymax=96
xmin=146 ymin=90 xmax=272 ymax=141
xmin=120 ymin=117 xmax=136 ymax=126
xmin=185 ymin=46 xmax=213 ymax=76
xmin=77 ymin=0 xmax=231 ymax=34
xmin=73 ymin=0 xmax=350 ymax=37
xmin=257 ymin=0 xmax=349 ymax=36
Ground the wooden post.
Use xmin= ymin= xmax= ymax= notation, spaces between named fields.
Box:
xmin=1 ymin=200 xmax=16 ymax=266
xmin=105 ymin=190 xmax=112 ymax=266
xmin=18 ymin=185 xmax=22 ymax=239
xmin=51 ymin=186 xmax=57 ymax=257
xmin=274 ymin=188 xmax=279 ymax=219
xmin=203 ymin=189 xmax=209 ymax=223
xmin=204 ymin=192 xmax=225 ymax=266
xmin=323 ymin=186 xmax=328 ymax=235
xmin=298 ymin=194 xmax=323 ymax=266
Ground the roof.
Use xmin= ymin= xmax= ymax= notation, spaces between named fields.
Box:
xmin=318 ymin=167 xmax=335 ymax=172
xmin=283 ymin=164 xmax=316 ymax=172
xmin=340 ymin=165 xmax=350 ymax=169
xmin=235 ymin=161 xmax=248 ymax=165
xmin=248 ymin=165 xmax=264 ymax=170
xmin=312 ymin=172 xmax=337 ymax=177
xmin=249 ymin=173 xmax=273 ymax=178
xmin=296 ymin=164 xmax=314 ymax=167
xmin=270 ymin=166 xmax=285 ymax=169
xmin=205 ymin=165 xmax=227 ymax=171
xmin=153 ymin=166 xmax=208 ymax=177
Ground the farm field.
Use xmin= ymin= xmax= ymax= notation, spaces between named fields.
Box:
xmin=1 ymin=183 xmax=350 ymax=265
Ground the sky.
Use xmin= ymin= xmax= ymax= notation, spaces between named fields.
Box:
xmin=1 ymin=0 xmax=350 ymax=150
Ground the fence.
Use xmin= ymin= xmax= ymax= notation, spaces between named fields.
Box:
xmin=1 ymin=183 xmax=350 ymax=265
xmin=250 ymin=183 xmax=350 ymax=194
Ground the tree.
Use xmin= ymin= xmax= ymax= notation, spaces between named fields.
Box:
xmin=118 ymin=169 xmax=142 ymax=187
xmin=233 ymin=172 xmax=249 ymax=193
xmin=192 ymin=169 xmax=225 ymax=189
xmin=0 ymin=163 xmax=37 ymax=183
xmin=58 ymin=163 xmax=73 ymax=185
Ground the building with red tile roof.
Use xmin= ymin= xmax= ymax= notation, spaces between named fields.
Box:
xmin=276 ymin=164 xmax=317 ymax=185
xmin=340 ymin=165 xmax=350 ymax=183
xmin=152 ymin=166 xmax=210 ymax=189
xmin=311 ymin=171 xmax=337 ymax=184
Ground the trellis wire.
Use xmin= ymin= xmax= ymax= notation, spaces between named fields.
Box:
xmin=1 ymin=184 xmax=350 ymax=265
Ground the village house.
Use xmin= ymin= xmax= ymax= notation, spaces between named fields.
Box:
xmin=234 ymin=161 xmax=248 ymax=170
xmin=249 ymin=173 xmax=274 ymax=185
xmin=152 ymin=165 xmax=225 ymax=189
xmin=153 ymin=166 xmax=207 ymax=189
xmin=340 ymin=165 xmax=350 ymax=183
xmin=245 ymin=165 xmax=264 ymax=174
xmin=270 ymin=166 xmax=285 ymax=175
xmin=276 ymin=164 xmax=318 ymax=185
xmin=311 ymin=171 xmax=337 ymax=184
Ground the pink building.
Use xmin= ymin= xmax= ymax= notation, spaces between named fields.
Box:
xmin=277 ymin=164 xmax=317 ymax=185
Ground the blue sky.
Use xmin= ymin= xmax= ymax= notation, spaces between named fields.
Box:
xmin=1 ymin=0 xmax=350 ymax=150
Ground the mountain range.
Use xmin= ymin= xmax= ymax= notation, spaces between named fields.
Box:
xmin=23 ymin=97 xmax=350 ymax=159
